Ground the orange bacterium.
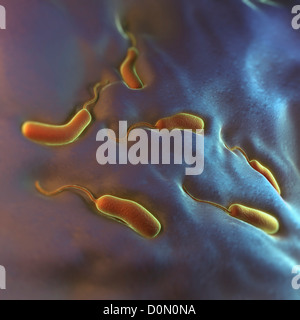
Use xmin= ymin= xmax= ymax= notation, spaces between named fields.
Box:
xmin=22 ymin=81 xmax=108 ymax=146
xmin=183 ymin=184 xmax=279 ymax=235
xmin=120 ymin=31 xmax=143 ymax=89
xmin=224 ymin=144 xmax=281 ymax=195
xmin=35 ymin=181 xmax=161 ymax=239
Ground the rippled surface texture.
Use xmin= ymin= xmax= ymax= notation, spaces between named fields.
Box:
xmin=0 ymin=0 xmax=300 ymax=299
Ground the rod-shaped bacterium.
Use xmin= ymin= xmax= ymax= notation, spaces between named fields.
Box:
xmin=183 ymin=184 xmax=279 ymax=235
xmin=225 ymin=145 xmax=281 ymax=195
xmin=22 ymin=109 xmax=92 ymax=146
xmin=22 ymin=81 xmax=107 ymax=146
xmin=228 ymin=204 xmax=279 ymax=235
xmin=120 ymin=47 xmax=143 ymax=89
xmin=249 ymin=159 xmax=281 ymax=195
xmin=35 ymin=181 xmax=161 ymax=239
xmin=118 ymin=113 xmax=205 ymax=142
xmin=155 ymin=113 xmax=205 ymax=132
xmin=96 ymin=195 xmax=161 ymax=239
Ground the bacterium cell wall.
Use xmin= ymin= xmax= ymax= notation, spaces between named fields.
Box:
xmin=0 ymin=0 xmax=300 ymax=300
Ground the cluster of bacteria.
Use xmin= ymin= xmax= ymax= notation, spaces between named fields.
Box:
xmin=21 ymin=28 xmax=281 ymax=239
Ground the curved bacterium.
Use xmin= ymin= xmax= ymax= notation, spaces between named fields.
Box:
xmin=154 ymin=113 xmax=205 ymax=132
xmin=224 ymin=144 xmax=281 ymax=195
xmin=113 ymin=112 xmax=205 ymax=143
xmin=120 ymin=31 xmax=143 ymax=89
xmin=21 ymin=81 xmax=108 ymax=146
xmin=182 ymin=184 xmax=279 ymax=235
xmin=35 ymin=181 xmax=161 ymax=239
